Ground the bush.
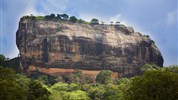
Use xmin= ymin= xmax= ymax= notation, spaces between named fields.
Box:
xmin=36 ymin=16 xmax=45 ymax=20
xmin=90 ymin=18 xmax=99 ymax=24
xmin=78 ymin=19 xmax=90 ymax=24
xmin=69 ymin=16 xmax=78 ymax=23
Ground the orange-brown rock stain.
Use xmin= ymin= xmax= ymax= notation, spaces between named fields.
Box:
xmin=28 ymin=65 xmax=119 ymax=79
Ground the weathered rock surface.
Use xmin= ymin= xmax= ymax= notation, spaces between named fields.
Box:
xmin=16 ymin=17 xmax=163 ymax=77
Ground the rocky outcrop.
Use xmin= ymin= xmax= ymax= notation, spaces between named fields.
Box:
xmin=16 ymin=17 xmax=163 ymax=77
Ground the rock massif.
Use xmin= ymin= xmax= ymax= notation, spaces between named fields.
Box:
xmin=16 ymin=17 xmax=163 ymax=77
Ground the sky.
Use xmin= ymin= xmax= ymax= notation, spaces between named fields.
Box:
xmin=0 ymin=0 xmax=177 ymax=66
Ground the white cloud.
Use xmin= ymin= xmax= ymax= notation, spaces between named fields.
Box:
xmin=21 ymin=0 xmax=40 ymax=16
xmin=1 ymin=0 xmax=69 ymax=58
xmin=33 ymin=0 xmax=67 ymax=15
xmin=167 ymin=10 xmax=177 ymax=25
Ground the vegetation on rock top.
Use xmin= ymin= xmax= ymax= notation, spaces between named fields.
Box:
xmin=22 ymin=13 xmax=121 ymax=25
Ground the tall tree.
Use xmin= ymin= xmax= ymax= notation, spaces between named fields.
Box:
xmin=124 ymin=69 xmax=178 ymax=100
xmin=0 ymin=66 xmax=26 ymax=100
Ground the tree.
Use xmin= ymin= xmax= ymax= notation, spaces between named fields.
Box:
xmin=27 ymin=80 xmax=51 ymax=100
xmin=67 ymin=69 xmax=86 ymax=84
xmin=140 ymin=63 xmax=160 ymax=74
xmin=61 ymin=14 xmax=69 ymax=20
xmin=165 ymin=65 xmax=178 ymax=74
xmin=16 ymin=74 xmax=31 ymax=96
xmin=103 ymin=85 xmax=122 ymax=100
xmin=45 ymin=15 xmax=51 ymax=20
xmin=69 ymin=16 xmax=78 ymax=23
xmin=37 ymin=75 xmax=49 ymax=84
xmin=50 ymin=13 xmax=55 ymax=19
xmin=44 ymin=14 xmax=55 ymax=20
xmin=124 ymin=70 xmax=178 ymax=100
xmin=117 ymin=78 xmax=130 ymax=85
xmin=57 ymin=14 xmax=62 ymax=20
xmin=96 ymin=70 xmax=113 ymax=84
xmin=0 ymin=66 xmax=26 ymax=100
xmin=90 ymin=18 xmax=99 ymax=24
xmin=0 ymin=54 xmax=5 ymax=64
xmin=83 ymin=84 xmax=106 ymax=100
xmin=63 ymin=90 xmax=90 ymax=100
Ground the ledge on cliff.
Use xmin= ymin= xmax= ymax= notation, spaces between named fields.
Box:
xmin=16 ymin=14 xmax=164 ymax=77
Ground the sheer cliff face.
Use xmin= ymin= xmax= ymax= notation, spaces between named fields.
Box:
xmin=16 ymin=18 xmax=163 ymax=76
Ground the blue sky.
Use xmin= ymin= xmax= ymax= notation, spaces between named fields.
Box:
xmin=0 ymin=0 xmax=177 ymax=66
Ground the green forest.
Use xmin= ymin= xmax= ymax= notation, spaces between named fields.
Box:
xmin=0 ymin=54 xmax=178 ymax=100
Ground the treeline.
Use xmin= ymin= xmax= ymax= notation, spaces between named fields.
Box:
xmin=22 ymin=14 xmax=91 ymax=24
xmin=0 ymin=65 xmax=178 ymax=100
xmin=0 ymin=54 xmax=178 ymax=100
xmin=22 ymin=14 xmax=120 ymax=25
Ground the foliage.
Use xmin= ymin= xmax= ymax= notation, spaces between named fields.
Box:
xmin=0 ymin=66 xmax=51 ymax=100
xmin=90 ymin=18 xmax=99 ymax=24
xmin=28 ymin=80 xmax=51 ymax=100
xmin=37 ymin=75 xmax=49 ymax=84
xmin=117 ymin=78 xmax=130 ymax=85
xmin=15 ymin=74 xmax=31 ymax=95
xmin=22 ymin=15 xmax=36 ymax=20
xmin=83 ymin=84 xmax=106 ymax=100
xmin=165 ymin=65 xmax=178 ymax=74
xmin=103 ymin=85 xmax=123 ymax=100
xmin=96 ymin=70 xmax=113 ymax=84
xmin=45 ymin=14 xmax=56 ymax=20
xmin=62 ymin=90 xmax=89 ymax=100
xmin=78 ymin=19 xmax=90 ymax=24
xmin=60 ymin=14 xmax=69 ymax=20
xmin=0 ymin=66 xmax=26 ymax=100
xmin=0 ymin=54 xmax=5 ymax=63
xmin=140 ymin=63 xmax=160 ymax=72
xmin=57 ymin=14 xmax=62 ymax=19
xmin=51 ymin=82 xmax=69 ymax=91
xmin=69 ymin=16 xmax=78 ymax=23
xmin=151 ymin=40 xmax=157 ymax=48
xmin=1 ymin=54 xmax=178 ymax=100
xmin=36 ymin=16 xmax=45 ymax=20
xmin=22 ymin=13 xmax=99 ymax=25
xmin=144 ymin=34 xmax=150 ymax=38
xmin=64 ymin=69 xmax=86 ymax=84
xmin=124 ymin=69 xmax=178 ymax=100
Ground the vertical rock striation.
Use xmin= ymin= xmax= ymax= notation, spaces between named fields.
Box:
xmin=16 ymin=17 xmax=163 ymax=77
